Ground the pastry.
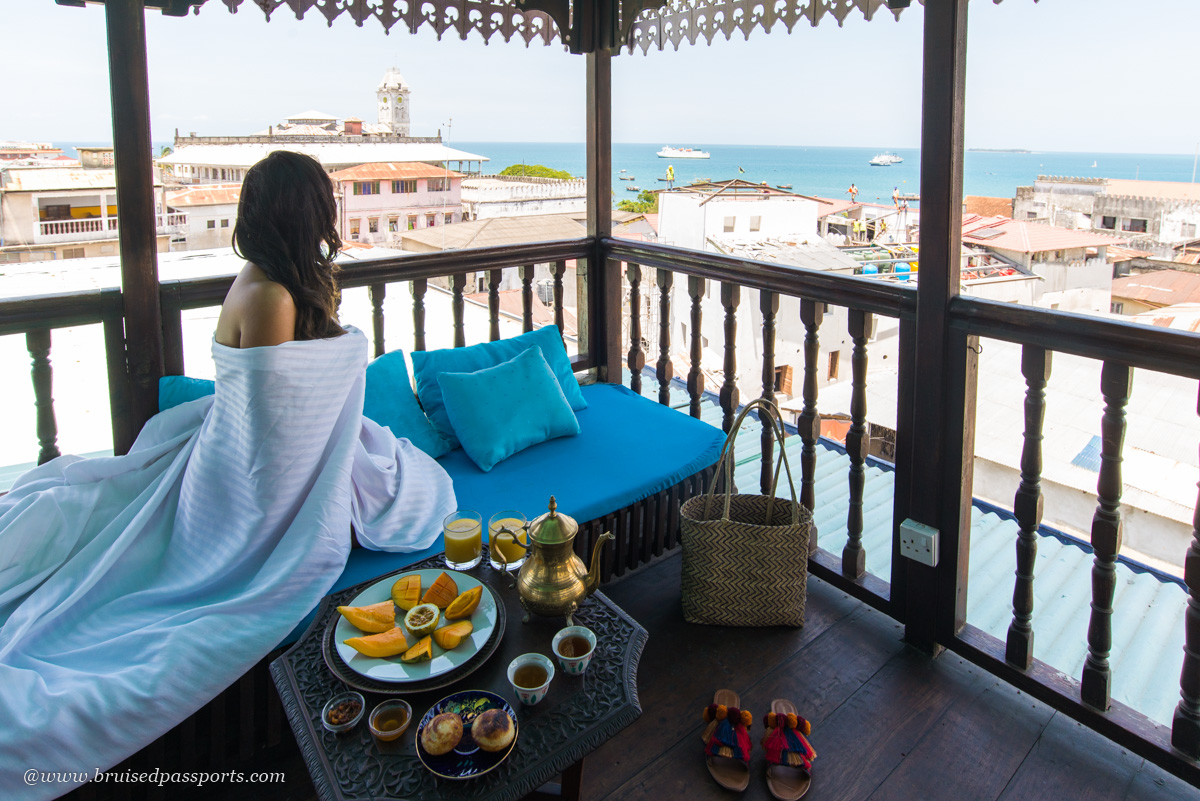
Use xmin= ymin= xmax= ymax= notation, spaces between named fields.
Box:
xmin=421 ymin=712 xmax=463 ymax=756
xmin=472 ymin=708 xmax=515 ymax=752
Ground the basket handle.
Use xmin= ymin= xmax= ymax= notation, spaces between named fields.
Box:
xmin=702 ymin=398 xmax=801 ymax=526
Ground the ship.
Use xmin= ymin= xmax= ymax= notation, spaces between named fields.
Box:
xmin=657 ymin=146 xmax=710 ymax=159
xmin=626 ymin=185 xmax=641 ymax=191
xmin=870 ymin=152 xmax=903 ymax=166
xmin=618 ymin=175 xmax=636 ymax=180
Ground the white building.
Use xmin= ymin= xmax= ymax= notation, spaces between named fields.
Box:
xmin=328 ymin=162 xmax=463 ymax=245
xmin=657 ymin=180 xmax=820 ymax=250
xmin=164 ymin=184 xmax=241 ymax=251
xmin=460 ymin=175 xmax=586 ymax=220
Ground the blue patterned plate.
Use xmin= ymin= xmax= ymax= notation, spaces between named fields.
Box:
xmin=415 ymin=690 xmax=518 ymax=780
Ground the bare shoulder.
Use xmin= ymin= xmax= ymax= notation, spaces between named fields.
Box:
xmin=216 ymin=263 xmax=297 ymax=348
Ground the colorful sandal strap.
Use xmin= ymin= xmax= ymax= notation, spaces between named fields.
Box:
xmin=761 ymin=712 xmax=817 ymax=769
xmin=701 ymin=704 xmax=753 ymax=763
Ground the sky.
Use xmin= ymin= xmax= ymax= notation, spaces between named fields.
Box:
xmin=3 ymin=0 xmax=1199 ymax=154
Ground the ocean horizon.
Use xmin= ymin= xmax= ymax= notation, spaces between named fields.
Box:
xmin=51 ymin=140 xmax=1200 ymax=209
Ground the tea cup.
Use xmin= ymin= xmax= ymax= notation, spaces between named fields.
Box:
xmin=507 ymin=653 xmax=555 ymax=706
xmin=552 ymin=625 xmax=597 ymax=675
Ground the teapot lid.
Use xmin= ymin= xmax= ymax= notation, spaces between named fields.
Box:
xmin=529 ymin=496 xmax=577 ymax=545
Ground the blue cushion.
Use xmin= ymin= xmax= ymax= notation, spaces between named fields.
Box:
xmin=285 ymin=383 xmax=725 ymax=644
xmin=364 ymin=350 xmax=453 ymax=459
xmin=410 ymin=326 xmax=586 ymax=448
xmin=439 ymin=348 xmax=580 ymax=472
xmin=159 ymin=376 xmax=215 ymax=411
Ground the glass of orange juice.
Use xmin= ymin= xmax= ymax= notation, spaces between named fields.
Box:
xmin=489 ymin=510 xmax=529 ymax=572
xmin=443 ymin=511 xmax=483 ymax=570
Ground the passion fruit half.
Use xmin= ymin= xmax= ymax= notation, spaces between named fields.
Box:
xmin=404 ymin=603 xmax=440 ymax=637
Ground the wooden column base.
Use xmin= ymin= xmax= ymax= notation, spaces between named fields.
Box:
xmin=527 ymin=756 xmax=584 ymax=801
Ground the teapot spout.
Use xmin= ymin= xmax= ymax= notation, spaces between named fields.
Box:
xmin=585 ymin=531 xmax=615 ymax=595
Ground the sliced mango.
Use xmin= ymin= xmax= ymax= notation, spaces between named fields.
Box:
xmin=445 ymin=586 xmax=483 ymax=620
xmin=344 ymin=626 xmax=409 ymax=658
xmin=400 ymin=635 xmax=433 ymax=664
xmin=391 ymin=574 xmax=422 ymax=611
xmin=336 ymin=600 xmax=396 ymax=633
xmin=421 ymin=572 xmax=458 ymax=609
xmin=432 ymin=620 xmax=474 ymax=650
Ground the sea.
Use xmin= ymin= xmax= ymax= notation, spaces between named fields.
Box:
xmin=54 ymin=140 xmax=1200 ymax=208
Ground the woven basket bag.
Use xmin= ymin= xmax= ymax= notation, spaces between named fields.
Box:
xmin=680 ymin=398 xmax=812 ymax=627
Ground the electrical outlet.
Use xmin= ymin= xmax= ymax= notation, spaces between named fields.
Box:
xmin=900 ymin=519 xmax=939 ymax=567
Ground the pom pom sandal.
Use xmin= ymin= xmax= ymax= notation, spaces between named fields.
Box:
xmin=761 ymin=699 xmax=816 ymax=800
xmin=700 ymin=689 xmax=753 ymax=792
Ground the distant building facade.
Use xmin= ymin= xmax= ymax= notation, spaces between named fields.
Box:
xmin=165 ymin=183 xmax=241 ymax=251
xmin=460 ymin=175 xmax=587 ymax=220
xmin=328 ymin=162 xmax=463 ymax=246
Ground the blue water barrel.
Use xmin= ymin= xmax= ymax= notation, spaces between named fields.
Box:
xmin=863 ymin=263 xmax=879 ymax=275
xmin=896 ymin=263 xmax=912 ymax=281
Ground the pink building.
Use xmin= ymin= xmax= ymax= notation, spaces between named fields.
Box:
xmin=328 ymin=162 xmax=463 ymax=246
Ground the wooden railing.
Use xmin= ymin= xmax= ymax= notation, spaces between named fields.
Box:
xmin=4 ymin=235 xmax=1200 ymax=785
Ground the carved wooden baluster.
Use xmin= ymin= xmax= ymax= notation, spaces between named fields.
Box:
xmin=519 ymin=265 xmax=535 ymax=333
xmin=369 ymin=282 xmax=386 ymax=358
xmin=843 ymin=309 xmax=872 ymax=578
xmin=626 ymin=264 xmax=644 ymax=393
xmin=719 ymin=283 xmax=740 ymax=433
xmin=760 ymin=290 xmax=779 ymax=495
xmin=798 ymin=300 xmax=824 ymax=542
xmin=27 ymin=329 xmax=61 ymax=465
xmin=411 ymin=279 xmax=427 ymax=352
xmin=656 ymin=269 xmax=673 ymax=406
xmin=488 ymin=269 xmax=502 ymax=342
xmin=687 ymin=276 xmax=705 ymax=419
xmin=451 ymin=273 xmax=467 ymax=348
xmin=1081 ymin=361 xmax=1133 ymax=711
xmin=1172 ymin=384 xmax=1200 ymax=758
xmin=552 ymin=260 xmax=566 ymax=341
xmin=1006 ymin=346 xmax=1052 ymax=669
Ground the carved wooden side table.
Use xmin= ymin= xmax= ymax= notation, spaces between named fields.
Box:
xmin=270 ymin=548 xmax=648 ymax=801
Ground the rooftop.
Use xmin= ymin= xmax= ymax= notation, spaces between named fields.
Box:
xmin=709 ymin=235 xmax=862 ymax=272
xmin=1105 ymin=179 xmax=1200 ymax=201
xmin=157 ymin=142 xmax=488 ymax=169
xmin=0 ymin=167 xmax=162 ymax=192
xmin=961 ymin=213 xmax=1127 ymax=253
xmin=285 ymin=110 xmax=338 ymax=121
xmin=964 ymin=195 xmax=1015 ymax=218
xmin=327 ymin=162 xmax=464 ymax=182
xmin=166 ymin=183 xmax=242 ymax=208
xmin=1112 ymin=270 xmax=1200 ymax=307
xmin=1135 ymin=302 xmax=1200 ymax=334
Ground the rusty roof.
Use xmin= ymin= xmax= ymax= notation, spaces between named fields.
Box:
xmin=327 ymin=162 xmax=464 ymax=182
xmin=963 ymin=196 xmax=1014 ymax=218
xmin=1107 ymin=245 xmax=1154 ymax=263
xmin=166 ymin=183 xmax=242 ymax=207
xmin=961 ymin=214 xmax=1126 ymax=253
xmin=1111 ymin=270 xmax=1200 ymax=307
xmin=1134 ymin=302 xmax=1200 ymax=333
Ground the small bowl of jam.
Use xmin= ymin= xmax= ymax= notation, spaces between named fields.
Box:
xmin=322 ymin=691 xmax=365 ymax=734
xmin=368 ymin=699 xmax=412 ymax=742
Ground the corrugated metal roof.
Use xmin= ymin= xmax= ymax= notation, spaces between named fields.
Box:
xmin=963 ymin=196 xmax=1014 ymax=218
xmin=165 ymin=183 xmax=241 ymax=207
xmin=710 ymin=235 xmax=861 ymax=273
xmin=1135 ymin=302 xmax=1200 ymax=333
xmin=400 ymin=213 xmax=585 ymax=250
xmin=1112 ymin=270 xmax=1200 ymax=306
xmin=1105 ymin=179 xmax=1200 ymax=201
xmin=629 ymin=371 xmax=1187 ymax=729
xmin=962 ymin=213 xmax=1127 ymax=253
xmin=328 ymin=162 xmax=464 ymax=182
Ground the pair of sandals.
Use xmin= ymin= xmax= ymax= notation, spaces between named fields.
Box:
xmin=702 ymin=689 xmax=816 ymax=800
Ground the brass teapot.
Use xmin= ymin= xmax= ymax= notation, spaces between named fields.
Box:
xmin=495 ymin=496 xmax=613 ymax=624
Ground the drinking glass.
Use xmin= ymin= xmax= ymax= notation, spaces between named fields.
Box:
xmin=488 ymin=510 xmax=529 ymax=571
xmin=443 ymin=510 xmax=482 ymax=570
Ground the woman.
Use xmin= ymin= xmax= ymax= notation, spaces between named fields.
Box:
xmin=0 ymin=152 xmax=455 ymax=798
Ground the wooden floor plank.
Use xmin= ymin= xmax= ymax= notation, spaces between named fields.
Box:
xmin=866 ymin=678 xmax=1054 ymax=801
xmin=592 ymin=595 xmax=908 ymax=801
xmin=997 ymin=714 xmax=1147 ymax=801
xmin=1125 ymin=760 xmax=1200 ymax=801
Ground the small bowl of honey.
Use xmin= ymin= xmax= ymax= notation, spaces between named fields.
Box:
xmin=552 ymin=626 xmax=597 ymax=676
xmin=507 ymin=653 xmax=555 ymax=706
xmin=368 ymin=699 xmax=412 ymax=742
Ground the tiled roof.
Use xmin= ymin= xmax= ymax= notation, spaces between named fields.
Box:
xmin=327 ymin=162 xmax=464 ymax=182
xmin=1111 ymin=270 xmax=1200 ymax=307
xmin=1134 ymin=302 xmax=1200 ymax=333
xmin=961 ymin=214 xmax=1126 ymax=253
xmin=631 ymin=371 xmax=1186 ymax=729
xmin=1105 ymin=179 xmax=1200 ymax=201
xmin=1107 ymin=245 xmax=1153 ymax=263
xmin=166 ymin=183 xmax=241 ymax=207
xmin=963 ymin=195 xmax=1014 ymax=218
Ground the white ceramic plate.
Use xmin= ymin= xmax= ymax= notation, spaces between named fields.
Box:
xmin=334 ymin=569 xmax=498 ymax=684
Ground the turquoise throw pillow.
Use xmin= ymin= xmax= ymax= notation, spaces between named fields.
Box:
xmin=410 ymin=325 xmax=586 ymax=448
xmin=437 ymin=347 xmax=580 ymax=472
xmin=364 ymin=350 xmax=454 ymax=459
xmin=159 ymin=376 xmax=215 ymax=411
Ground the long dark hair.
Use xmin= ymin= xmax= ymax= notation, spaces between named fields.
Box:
xmin=232 ymin=151 xmax=344 ymax=340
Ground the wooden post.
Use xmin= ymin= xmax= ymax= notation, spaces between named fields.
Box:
xmin=369 ymin=282 xmax=386 ymax=357
xmin=687 ymin=276 xmax=705 ymax=419
xmin=719 ymin=283 xmax=740 ymax=433
xmin=487 ymin=269 xmax=502 ymax=342
xmin=411 ymin=279 xmax=427 ymax=351
xmin=626 ymin=263 xmax=644 ymax=393
xmin=904 ymin=0 xmax=973 ymax=653
xmin=451 ymin=273 xmax=466 ymax=348
xmin=798 ymin=298 xmax=823 ymax=548
xmin=656 ymin=269 xmax=673 ymax=406
xmin=106 ymin=0 xmax=163 ymax=438
xmin=760 ymin=289 xmax=779 ymax=495
xmin=585 ymin=48 xmax=621 ymax=381
xmin=1006 ymin=346 xmax=1051 ymax=669
xmin=519 ymin=266 xmax=535 ymax=332
xmin=26 ymin=329 xmax=61 ymax=465
xmin=844 ymin=309 xmax=872 ymax=579
xmin=1172 ymin=385 xmax=1200 ymax=757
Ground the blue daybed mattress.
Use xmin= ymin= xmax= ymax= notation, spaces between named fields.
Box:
xmin=286 ymin=382 xmax=723 ymax=642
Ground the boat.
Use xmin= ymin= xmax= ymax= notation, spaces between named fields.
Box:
xmin=776 ymin=184 xmax=793 ymax=189
xmin=869 ymin=152 xmax=903 ymax=166
xmin=626 ymin=185 xmax=641 ymax=191
xmin=657 ymin=146 xmax=710 ymax=159
xmin=618 ymin=175 xmax=636 ymax=181
xmin=657 ymin=177 xmax=671 ymax=182
xmin=619 ymin=169 xmax=626 ymax=173
xmin=1091 ymin=160 xmax=1098 ymax=168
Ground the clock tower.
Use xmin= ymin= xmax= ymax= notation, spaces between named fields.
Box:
xmin=376 ymin=68 xmax=411 ymax=136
